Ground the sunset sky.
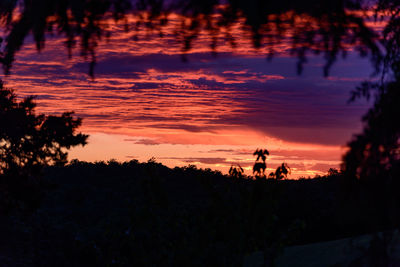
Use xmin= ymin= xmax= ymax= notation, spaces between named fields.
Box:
xmin=0 ymin=13 xmax=376 ymax=177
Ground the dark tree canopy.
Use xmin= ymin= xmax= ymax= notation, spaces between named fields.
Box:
xmin=0 ymin=0 xmax=385 ymax=76
xmin=343 ymin=79 xmax=400 ymax=181
xmin=0 ymin=81 xmax=87 ymax=211
xmin=0 ymin=81 xmax=88 ymax=177
xmin=0 ymin=82 xmax=87 ymax=176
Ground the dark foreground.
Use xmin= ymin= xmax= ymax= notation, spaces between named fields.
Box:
xmin=1 ymin=160 xmax=399 ymax=266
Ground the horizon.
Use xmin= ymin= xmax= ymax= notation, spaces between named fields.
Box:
xmin=0 ymin=11 xmax=378 ymax=178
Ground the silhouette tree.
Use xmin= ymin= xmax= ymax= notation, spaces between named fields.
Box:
xmin=253 ymin=148 xmax=269 ymax=178
xmin=0 ymin=81 xmax=88 ymax=211
xmin=342 ymin=79 xmax=400 ymax=182
xmin=342 ymin=2 xmax=400 ymax=182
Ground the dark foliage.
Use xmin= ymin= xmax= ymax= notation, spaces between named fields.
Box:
xmin=1 ymin=160 xmax=399 ymax=266
xmin=252 ymin=148 xmax=269 ymax=178
xmin=342 ymin=0 xmax=400 ymax=184
xmin=0 ymin=0 xmax=382 ymax=76
xmin=270 ymin=163 xmax=290 ymax=180
xmin=343 ymin=80 xmax=400 ymax=182
xmin=0 ymin=81 xmax=88 ymax=212
xmin=228 ymin=164 xmax=245 ymax=179
xmin=251 ymin=148 xmax=291 ymax=180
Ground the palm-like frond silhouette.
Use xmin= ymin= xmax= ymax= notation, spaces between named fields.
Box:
xmin=253 ymin=149 xmax=269 ymax=162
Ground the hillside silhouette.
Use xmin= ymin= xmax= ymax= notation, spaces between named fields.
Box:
xmin=1 ymin=159 xmax=399 ymax=265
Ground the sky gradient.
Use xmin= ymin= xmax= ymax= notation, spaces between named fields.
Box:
xmin=1 ymin=13 xmax=376 ymax=177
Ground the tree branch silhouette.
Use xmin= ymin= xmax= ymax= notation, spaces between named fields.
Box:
xmin=0 ymin=0 xmax=383 ymax=76
xmin=0 ymin=80 xmax=88 ymax=212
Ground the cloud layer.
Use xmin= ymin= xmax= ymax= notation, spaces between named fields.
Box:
xmin=0 ymin=15 xmax=376 ymax=177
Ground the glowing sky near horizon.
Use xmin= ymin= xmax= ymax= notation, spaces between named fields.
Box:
xmin=0 ymin=13 xmax=376 ymax=177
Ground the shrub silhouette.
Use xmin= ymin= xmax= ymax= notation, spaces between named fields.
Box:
xmin=327 ymin=168 xmax=340 ymax=176
xmin=269 ymin=163 xmax=290 ymax=180
xmin=229 ymin=164 xmax=244 ymax=179
xmin=0 ymin=81 xmax=88 ymax=211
